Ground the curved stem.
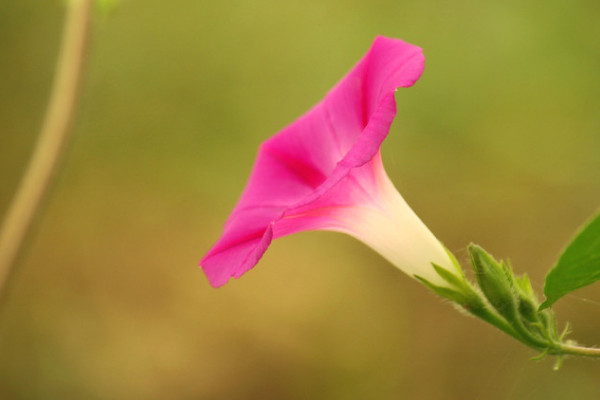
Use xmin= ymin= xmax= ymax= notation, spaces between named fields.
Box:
xmin=0 ymin=0 xmax=93 ymax=298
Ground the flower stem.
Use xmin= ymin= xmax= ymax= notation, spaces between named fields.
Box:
xmin=0 ymin=0 xmax=93 ymax=298
xmin=558 ymin=343 xmax=600 ymax=358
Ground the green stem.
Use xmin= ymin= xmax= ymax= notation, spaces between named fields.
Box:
xmin=557 ymin=343 xmax=600 ymax=358
xmin=0 ymin=0 xmax=93 ymax=298
xmin=509 ymin=311 xmax=553 ymax=350
xmin=465 ymin=298 xmax=532 ymax=347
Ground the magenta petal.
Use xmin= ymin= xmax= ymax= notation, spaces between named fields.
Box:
xmin=201 ymin=36 xmax=425 ymax=287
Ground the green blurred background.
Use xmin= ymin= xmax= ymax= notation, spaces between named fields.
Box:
xmin=1 ymin=0 xmax=599 ymax=399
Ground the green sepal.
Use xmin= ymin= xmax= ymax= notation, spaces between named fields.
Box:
xmin=515 ymin=273 xmax=535 ymax=297
xmin=414 ymin=275 xmax=469 ymax=305
xmin=431 ymin=263 xmax=466 ymax=289
xmin=468 ymin=244 xmax=518 ymax=320
xmin=530 ymin=348 xmax=549 ymax=361
xmin=514 ymin=274 xmax=540 ymax=323
xmin=443 ymin=244 xmax=467 ymax=279
xmin=415 ymin=274 xmax=490 ymax=318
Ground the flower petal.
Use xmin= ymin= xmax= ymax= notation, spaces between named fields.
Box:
xmin=201 ymin=36 xmax=425 ymax=287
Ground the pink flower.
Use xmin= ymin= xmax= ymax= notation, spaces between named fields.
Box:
xmin=201 ymin=36 xmax=454 ymax=288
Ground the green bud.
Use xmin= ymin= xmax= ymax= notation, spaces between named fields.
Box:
xmin=468 ymin=244 xmax=518 ymax=320
xmin=515 ymin=274 xmax=540 ymax=323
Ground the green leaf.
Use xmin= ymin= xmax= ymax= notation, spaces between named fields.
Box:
xmin=541 ymin=210 xmax=600 ymax=309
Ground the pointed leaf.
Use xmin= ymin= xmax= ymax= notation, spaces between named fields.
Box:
xmin=541 ymin=210 xmax=600 ymax=309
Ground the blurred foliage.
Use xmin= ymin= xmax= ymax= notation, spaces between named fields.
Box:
xmin=1 ymin=0 xmax=599 ymax=399
xmin=94 ymin=0 xmax=119 ymax=13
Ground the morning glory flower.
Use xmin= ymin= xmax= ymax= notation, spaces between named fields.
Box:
xmin=201 ymin=36 xmax=454 ymax=288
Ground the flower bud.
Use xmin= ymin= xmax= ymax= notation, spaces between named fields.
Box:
xmin=469 ymin=244 xmax=518 ymax=320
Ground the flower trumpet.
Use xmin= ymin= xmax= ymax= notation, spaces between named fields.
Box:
xmin=201 ymin=36 xmax=455 ymax=288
